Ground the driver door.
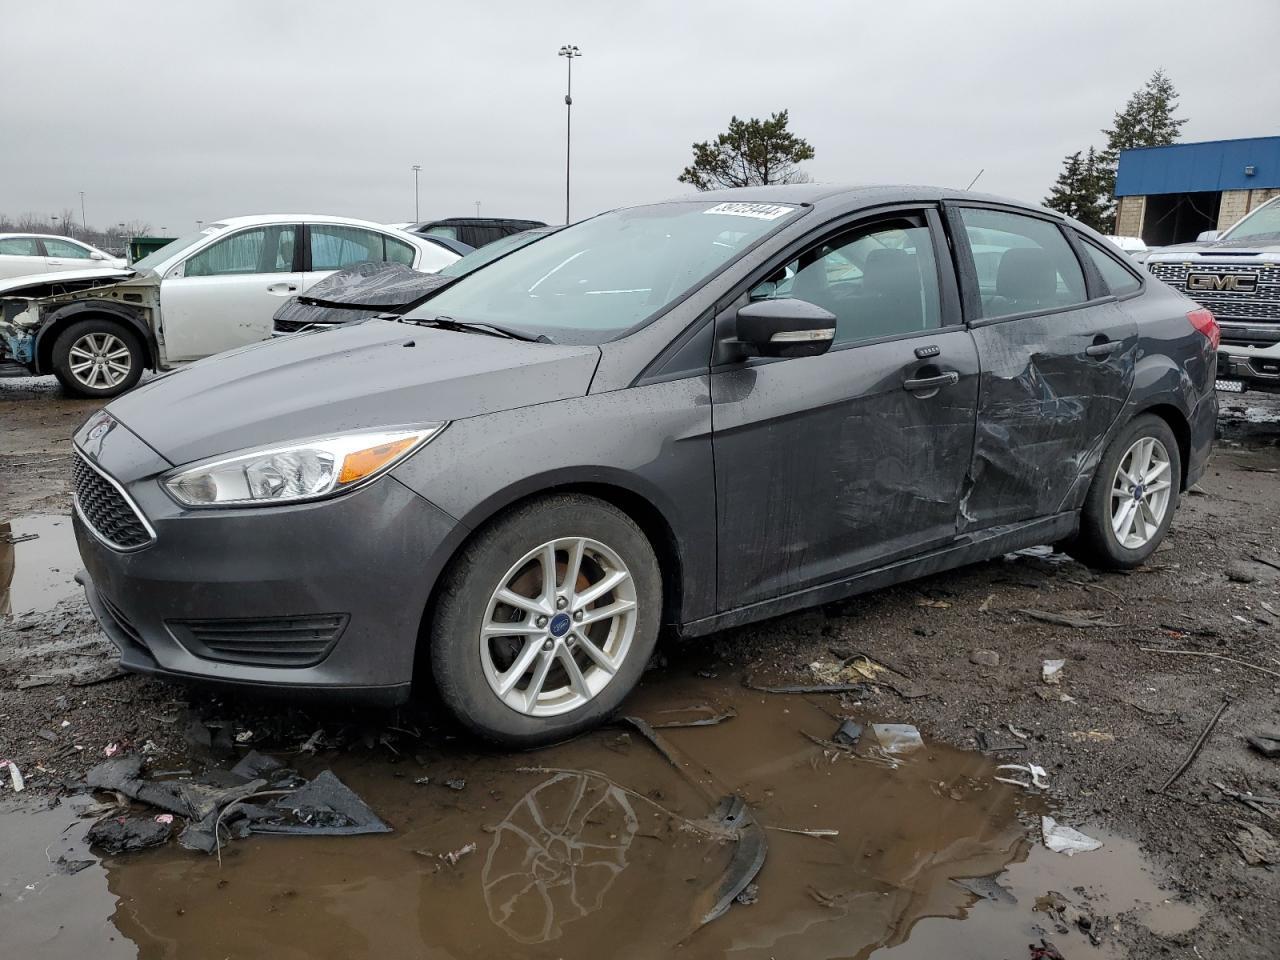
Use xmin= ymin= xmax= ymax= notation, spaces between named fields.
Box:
xmin=160 ymin=224 xmax=301 ymax=362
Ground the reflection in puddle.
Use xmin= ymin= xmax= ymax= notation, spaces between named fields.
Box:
xmin=484 ymin=772 xmax=638 ymax=944
xmin=0 ymin=514 xmax=79 ymax=616
xmin=0 ymin=675 xmax=1201 ymax=959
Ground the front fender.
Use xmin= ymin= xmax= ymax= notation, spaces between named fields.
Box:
xmin=33 ymin=300 xmax=156 ymax=374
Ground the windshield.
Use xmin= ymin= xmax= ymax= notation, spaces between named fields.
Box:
xmin=438 ymin=229 xmax=555 ymax=278
xmin=130 ymin=225 xmax=226 ymax=271
xmin=1224 ymin=199 xmax=1280 ymax=242
xmin=405 ymin=201 xmax=800 ymax=344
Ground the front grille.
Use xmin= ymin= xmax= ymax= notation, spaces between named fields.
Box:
xmin=72 ymin=453 xmax=153 ymax=550
xmin=167 ymin=614 xmax=349 ymax=668
xmin=1148 ymin=261 xmax=1280 ymax=323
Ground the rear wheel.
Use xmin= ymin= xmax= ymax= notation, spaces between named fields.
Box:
xmin=52 ymin=319 xmax=144 ymax=398
xmin=1065 ymin=413 xmax=1181 ymax=570
xmin=430 ymin=494 xmax=661 ymax=746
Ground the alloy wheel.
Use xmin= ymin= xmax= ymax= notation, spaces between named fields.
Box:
xmin=480 ymin=536 xmax=637 ymax=717
xmin=1110 ymin=436 xmax=1173 ymax=549
xmin=68 ymin=332 xmax=132 ymax=390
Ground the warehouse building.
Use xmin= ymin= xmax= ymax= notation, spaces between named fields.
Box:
xmin=1114 ymin=136 xmax=1280 ymax=245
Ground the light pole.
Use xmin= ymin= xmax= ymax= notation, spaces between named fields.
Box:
xmin=474 ymin=200 xmax=481 ymax=217
xmin=412 ymin=164 xmax=422 ymax=222
xmin=558 ymin=44 xmax=581 ymax=225
xmin=79 ymin=191 xmax=86 ymax=233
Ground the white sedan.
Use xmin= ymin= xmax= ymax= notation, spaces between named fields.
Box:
xmin=0 ymin=215 xmax=458 ymax=397
xmin=0 ymin=233 xmax=127 ymax=279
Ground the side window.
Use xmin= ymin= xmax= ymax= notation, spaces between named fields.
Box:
xmin=749 ymin=214 xmax=941 ymax=344
xmin=1082 ymin=240 xmax=1142 ymax=296
xmin=185 ymin=226 xmax=296 ymax=277
xmin=0 ymin=237 xmax=39 ymax=255
xmin=385 ymin=235 xmax=415 ymax=265
xmin=959 ymin=208 xmax=1087 ymax=318
xmin=43 ymin=238 xmax=93 ymax=258
xmin=310 ymin=226 xmax=386 ymax=271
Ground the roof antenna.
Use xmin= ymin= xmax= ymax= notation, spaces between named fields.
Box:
xmin=965 ymin=168 xmax=984 ymax=190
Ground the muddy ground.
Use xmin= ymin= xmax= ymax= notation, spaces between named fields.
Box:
xmin=2 ymin=376 xmax=1278 ymax=959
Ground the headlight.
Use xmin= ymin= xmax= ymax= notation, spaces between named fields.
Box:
xmin=163 ymin=424 xmax=445 ymax=507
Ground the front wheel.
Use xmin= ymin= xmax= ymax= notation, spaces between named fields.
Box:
xmin=1065 ymin=413 xmax=1181 ymax=570
xmin=430 ymin=494 xmax=662 ymax=746
xmin=52 ymin=318 xmax=144 ymax=398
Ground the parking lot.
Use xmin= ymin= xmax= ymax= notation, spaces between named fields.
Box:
xmin=3 ymin=377 xmax=1279 ymax=958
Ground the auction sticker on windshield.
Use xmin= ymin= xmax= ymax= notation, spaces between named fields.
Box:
xmin=703 ymin=202 xmax=796 ymax=220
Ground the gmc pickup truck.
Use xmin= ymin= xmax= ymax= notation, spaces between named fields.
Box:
xmin=1145 ymin=196 xmax=1280 ymax=394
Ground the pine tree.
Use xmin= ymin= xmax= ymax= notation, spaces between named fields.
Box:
xmin=1045 ymin=149 xmax=1107 ymax=231
xmin=1096 ymin=69 xmax=1187 ymax=229
xmin=678 ymin=111 xmax=815 ymax=190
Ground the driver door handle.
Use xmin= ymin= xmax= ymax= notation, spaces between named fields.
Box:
xmin=267 ymin=282 xmax=298 ymax=295
xmin=1085 ymin=338 xmax=1122 ymax=358
xmin=903 ymin=371 xmax=960 ymax=393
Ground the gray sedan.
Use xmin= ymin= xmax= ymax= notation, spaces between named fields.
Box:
xmin=71 ymin=185 xmax=1217 ymax=745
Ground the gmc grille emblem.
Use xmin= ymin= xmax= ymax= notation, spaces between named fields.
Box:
xmin=1186 ymin=272 xmax=1258 ymax=294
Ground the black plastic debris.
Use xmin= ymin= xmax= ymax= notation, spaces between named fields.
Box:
xmin=231 ymin=749 xmax=286 ymax=780
xmin=743 ymin=678 xmax=870 ymax=696
xmin=832 ymin=720 xmax=863 ymax=747
xmin=1247 ymin=730 xmax=1280 ymax=759
xmin=254 ymin=770 xmax=391 ymax=837
xmin=87 ymin=815 xmax=171 ymax=854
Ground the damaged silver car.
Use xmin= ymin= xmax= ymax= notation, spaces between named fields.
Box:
xmin=0 ymin=215 xmax=457 ymax=397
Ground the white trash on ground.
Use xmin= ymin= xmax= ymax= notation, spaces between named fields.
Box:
xmin=1042 ymin=816 xmax=1102 ymax=855
xmin=872 ymin=724 xmax=924 ymax=754
xmin=1042 ymin=659 xmax=1066 ymax=685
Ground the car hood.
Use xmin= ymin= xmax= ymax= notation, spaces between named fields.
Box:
xmin=0 ymin=266 xmax=139 ymax=298
xmin=105 ymin=317 xmax=601 ymax=466
xmin=1148 ymin=235 xmax=1280 ymax=260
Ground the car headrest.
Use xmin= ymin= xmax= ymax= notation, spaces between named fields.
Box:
xmin=996 ymin=247 xmax=1056 ymax=303
xmin=863 ymin=247 xmax=920 ymax=296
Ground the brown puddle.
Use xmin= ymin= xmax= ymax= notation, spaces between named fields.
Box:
xmin=0 ymin=514 xmax=79 ymax=617
xmin=0 ymin=670 xmax=1200 ymax=959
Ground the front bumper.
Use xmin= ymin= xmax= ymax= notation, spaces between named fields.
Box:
xmin=1218 ymin=346 xmax=1280 ymax=395
xmin=74 ymin=448 xmax=464 ymax=704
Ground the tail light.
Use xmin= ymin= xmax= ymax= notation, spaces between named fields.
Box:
xmin=1187 ymin=307 xmax=1220 ymax=350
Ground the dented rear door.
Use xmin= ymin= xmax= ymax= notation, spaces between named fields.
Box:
xmin=946 ymin=204 xmax=1138 ymax=531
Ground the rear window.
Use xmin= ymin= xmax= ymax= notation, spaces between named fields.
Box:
xmin=0 ymin=237 xmax=39 ymax=255
xmin=1082 ymin=240 xmax=1142 ymax=296
xmin=959 ymin=208 xmax=1088 ymax=319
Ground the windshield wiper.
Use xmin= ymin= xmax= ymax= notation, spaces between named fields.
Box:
xmin=395 ymin=314 xmax=552 ymax=343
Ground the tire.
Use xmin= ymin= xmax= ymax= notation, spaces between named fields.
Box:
xmin=51 ymin=318 xmax=144 ymax=399
xmin=430 ymin=494 xmax=662 ymax=747
xmin=1064 ymin=413 xmax=1181 ymax=570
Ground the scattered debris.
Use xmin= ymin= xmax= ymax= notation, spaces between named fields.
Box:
xmin=916 ymin=598 xmax=951 ymax=608
xmin=414 ymin=776 xmax=431 ymax=786
xmin=1246 ymin=730 xmax=1280 ymax=759
xmin=68 ymin=663 xmax=126 ymax=686
xmin=832 ymin=719 xmax=863 ymax=746
xmin=1214 ymin=781 xmax=1280 ymax=821
xmin=970 ymin=649 xmax=1001 ymax=667
xmin=1232 ymin=821 xmax=1279 ymax=866
xmin=155 ymin=814 xmax=174 ymax=825
xmin=978 ymin=594 xmax=995 ymax=613
xmin=995 ymin=763 xmax=1049 ymax=790
xmin=1226 ymin=562 xmax=1259 ymax=583
xmin=1042 ymin=659 xmax=1066 ymax=685
xmin=1157 ymin=699 xmax=1230 ymax=794
xmin=766 ymin=826 xmax=839 ymax=839
xmin=87 ymin=815 xmax=172 ymax=854
xmin=2 ymin=759 xmax=25 ymax=792
xmin=441 ymin=841 xmax=477 ymax=866
xmin=3 ymin=531 xmax=40 ymax=544
xmin=1008 ymin=724 xmax=1032 ymax=740
xmin=953 ymin=873 xmax=1017 ymax=904
xmin=104 ymin=742 xmax=121 ymax=757
xmin=1042 ymin=816 xmax=1103 ymax=855
xmin=872 ymin=724 xmax=923 ymax=755
xmin=235 ymin=730 xmax=254 ymax=744
xmin=1029 ymin=937 xmax=1066 ymax=960
xmin=443 ymin=778 xmax=466 ymax=791
xmin=734 ymin=883 xmax=759 ymax=906
xmin=743 ymin=678 xmax=869 ymax=696
xmin=1139 ymin=647 xmax=1280 ymax=680
xmin=1020 ymin=609 xmax=1118 ymax=629
xmin=650 ymin=704 xmax=736 ymax=728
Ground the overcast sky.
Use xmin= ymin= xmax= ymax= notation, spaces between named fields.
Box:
xmin=5 ymin=0 xmax=1278 ymax=233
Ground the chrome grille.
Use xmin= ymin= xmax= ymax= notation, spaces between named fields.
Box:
xmin=72 ymin=452 xmax=153 ymax=550
xmin=1148 ymin=261 xmax=1280 ymax=323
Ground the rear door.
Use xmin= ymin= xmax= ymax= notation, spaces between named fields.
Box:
xmin=947 ymin=204 xmax=1137 ymax=530
xmin=712 ymin=207 xmax=979 ymax=609
xmin=159 ymin=224 xmax=302 ymax=361
xmin=0 ymin=237 xmax=47 ymax=279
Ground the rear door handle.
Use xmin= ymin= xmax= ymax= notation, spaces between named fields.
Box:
xmin=1085 ymin=339 xmax=1122 ymax=358
xmin=903 ymin=371 xmax=960 ymax=393
xmin=267 ymin=282 xmax=298 ymax=295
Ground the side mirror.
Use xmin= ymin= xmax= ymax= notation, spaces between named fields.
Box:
xmin=89 ymin=250 xmax=107 ymax=260
xmin=734 ymin=298 xmax=836 ymax=359
xmin=1196 ymin=230 xmax=1221 ymax=243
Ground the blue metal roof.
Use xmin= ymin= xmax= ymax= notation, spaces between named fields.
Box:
xmin=1115 ymin=136 xmax=1280 ymax=196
